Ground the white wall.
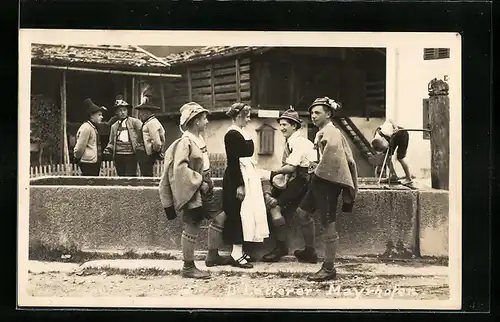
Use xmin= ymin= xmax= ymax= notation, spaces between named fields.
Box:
xmin=386 ymin=46 xmax=455 ymax=179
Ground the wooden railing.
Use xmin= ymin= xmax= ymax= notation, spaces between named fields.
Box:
xmin=30 ymin=153 xmax=227 ymax=178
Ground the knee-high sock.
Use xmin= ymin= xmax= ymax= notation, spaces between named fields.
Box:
xmin=323 ymin=222 xmax=339 ymax=265
xmin=208 ymin=211 xmax=226 ymax=251
xmin=181 ymin=221 xmax=201 ymax=262
xmin=297 ymin=209 xmax=315 ymax=249
xmin=272 ymin=217 xmax=287 ymax=243
xmin=270 ymin=206 xmax=287 ymax=243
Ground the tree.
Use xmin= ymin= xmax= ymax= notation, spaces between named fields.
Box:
xmin=30 ymin=94 xmax=61 ymax=165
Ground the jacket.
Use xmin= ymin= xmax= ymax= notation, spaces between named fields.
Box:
xmin=74 ymin=121 xmax=100 ymax=163
xmin=141 ymin=116 xmax=166 ymax=155
xmin=159 ymin=135 xmax=205 ymax=216
xmin=105 ymin=117 xmax=143 ymax=157
xmin=314 ymin=122 xmax=359 ymax=203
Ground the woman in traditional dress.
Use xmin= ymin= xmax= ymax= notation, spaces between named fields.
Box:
xmin=222 ymin=103 xmax=269 ymax=268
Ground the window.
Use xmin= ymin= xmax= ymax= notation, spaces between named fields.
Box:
xmin=422 ymin=98 xmax=431 ymax=140
xmin=256 ymin=123 xmax=276 ymax=155
xmin=423 ymin=48 xmax=450 ymax=60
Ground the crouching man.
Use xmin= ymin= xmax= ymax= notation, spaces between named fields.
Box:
xmin=159 ymin=102 xmax=230 ymax=280
xmin=295 ymin=97 xmax=358 ymax=282
xmin=261 ymin=107 xmax=317 ymax=263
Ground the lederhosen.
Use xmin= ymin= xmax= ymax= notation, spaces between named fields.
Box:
xmin=272 ymin=141 xmax=310 ymax=217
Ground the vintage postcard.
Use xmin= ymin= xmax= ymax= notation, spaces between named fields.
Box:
xmin=18 ymin=30 xmax=461 ymax=310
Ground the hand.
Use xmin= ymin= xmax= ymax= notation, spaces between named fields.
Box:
xmin=103 ymin=148 xmax=111 ymax=155
xmin=164 ymin=207 xmax=178 ymax=221
xmin=157 ymin=152 xmax=165 ymax=160
xmin=270 ymin=171 xmax=278 ymax=182
xmin=200 ymin=181 xmax=210 ymax=194
xmin=342 ymin=202 xmax=354 ymax=213
xmin=236 ymin=186 xmax=245 ymax=201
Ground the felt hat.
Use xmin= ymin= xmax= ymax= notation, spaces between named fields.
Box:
xmin=135 ymin=95 xmax=161 ymax=111
xmin=308 ymin=96 xmax=342 ymax=113
xmin=114 ymin=95 xmax=130 ymax=108
xmin=277 ymin=106 xmax=302 ymax=129
xmin=84 ymin=98 xmax=106 ymax=116
xmin=179 ymin=102 xmax=210 ymax=131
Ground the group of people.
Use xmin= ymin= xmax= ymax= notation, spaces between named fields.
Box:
xmin=73 ymin=95 xmax=166 ymax=177
xmin=74 ymin=92 xmax=414 ymax=282
xmin=159 ymin=97 xmax=359 ymax=282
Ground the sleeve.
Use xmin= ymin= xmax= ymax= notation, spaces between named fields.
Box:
xmin=224 ymin=131 xmax=245 ymax=187
xmin=105 ymin=124 xmax=117 ymax=152
xmin=173 ymin=138 xmax=203 ymax=194
xmin=149 ymin=121 xmax=163 ymax=152
xmin=74 ymin=125 xmax=90 ymax=159
xmin=341 ymin=134 xmax=358 ymax=200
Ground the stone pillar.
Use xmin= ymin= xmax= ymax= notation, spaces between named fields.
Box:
xmin=427 ymin=78 xmax=450 ymax=190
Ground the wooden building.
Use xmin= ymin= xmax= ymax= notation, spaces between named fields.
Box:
xmin=30 ymin=43 xmax=181 ymax=165
xmin=155 ymin=46 xmax=387 ymax=176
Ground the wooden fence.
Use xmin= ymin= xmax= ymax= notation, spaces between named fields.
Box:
xmin=30 ymin=153 xmax=227 ymax=178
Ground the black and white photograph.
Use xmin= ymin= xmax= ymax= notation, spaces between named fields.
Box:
xmin=18 ymin=30 xmax=461 ymax=309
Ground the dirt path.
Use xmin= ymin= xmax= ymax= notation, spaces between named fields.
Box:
xmin=28 ymin=271 xmax=449 ymax=300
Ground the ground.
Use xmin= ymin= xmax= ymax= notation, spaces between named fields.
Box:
xmin=28 ymin=271 xmax=448 ymax=300
xmin=25 ymin=257 xmax=449 ymax=300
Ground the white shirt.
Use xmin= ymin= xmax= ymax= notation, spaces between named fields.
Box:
xmin=118 ymin=119 xmax=129 ymax=142
xmin=183 ymin=130 xmax=210 ymax=171
xmin=378 ymin=120 xmax=397 ymax=137
xmin=285 ymin=131 xmax=316 ymax=167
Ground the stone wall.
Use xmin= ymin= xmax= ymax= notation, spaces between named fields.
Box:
xmin=28 ymin=177 xmax=449 ymax=258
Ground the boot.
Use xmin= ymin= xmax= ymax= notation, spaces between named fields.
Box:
xmin=294 ymin=247 xmax=318 ymax=264
xmin=205 ymin=249 xmax=232 ymax=267
xmin=181 ymin=261 xmax=211 ymax=279
xmin=307 ymin=263 xmax=337 ymax=282
xmin=262 ymin=242 xmax=288 ymax=262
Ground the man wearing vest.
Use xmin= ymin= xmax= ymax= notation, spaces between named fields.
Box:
xmin=74 ymin=98 xmax=107 ymax=176
xmin=262 ymin=107 xmax=317 ymax=263
xmin=294 ymin=97 xmax=358 ymax=281
xmin=135 ymin=95 xmax=166 ymax=177
xmin=104 ymin=95 xmax=143 ymax=177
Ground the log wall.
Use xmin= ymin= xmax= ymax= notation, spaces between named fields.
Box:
xmin=163 ymin=57 xmax=252 ymax=112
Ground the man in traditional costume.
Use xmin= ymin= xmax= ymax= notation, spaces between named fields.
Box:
xmin=103 ymin=95 xmax=143 ymax=176
xmin=261 ymin=107 xmax=317 ymax=262
xmin=294 ymin=97 xmax=358 ymax=281
xmin=159 ymin=102 xmax=230 ymax=279
xmin=135 ymin=95 xmax=166 ymax=177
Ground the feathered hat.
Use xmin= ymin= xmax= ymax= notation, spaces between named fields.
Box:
xmin=135 ymin=83 xmax=160 ymax=111
xmin=308 ymin=97 xmax=342 ymax=113
xmin=277 ymin=105 xmax=302 ymax=129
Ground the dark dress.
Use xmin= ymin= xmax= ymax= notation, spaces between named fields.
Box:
xmin=222 ymin=129 xmax=255 ymax=245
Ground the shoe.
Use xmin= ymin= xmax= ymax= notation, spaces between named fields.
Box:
xmin=262 ymin=246 xmax=289 ymax=262
xmin=307 ymin=264 xmax=337 ymax=282
xmin=230 ymin=254 xmax=253 ymax=269
xmin=205 ymin=253 xmax=232 ymax=267
xmin=181 ymin=265 xmax=211 ymax=279
xmin=294 ymin=248 xmax=318 ymax=264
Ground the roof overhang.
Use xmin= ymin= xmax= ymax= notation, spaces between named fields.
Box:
xmin=31 ymin=64 xmax=183 ymax=78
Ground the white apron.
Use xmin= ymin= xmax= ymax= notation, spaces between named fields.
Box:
xmin=227 ymin=125 xmax=269 ymax=242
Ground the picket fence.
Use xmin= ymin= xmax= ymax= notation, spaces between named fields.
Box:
xmin=30 ymin=153 xmax=227 ymax=179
